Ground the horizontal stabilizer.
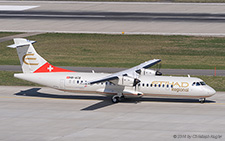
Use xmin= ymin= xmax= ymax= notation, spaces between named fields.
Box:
xmin=7 ymin=38 xmax=36 ymax=48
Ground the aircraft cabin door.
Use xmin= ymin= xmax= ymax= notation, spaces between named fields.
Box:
xmin=59 ymin=79 xmax=65 ymax=89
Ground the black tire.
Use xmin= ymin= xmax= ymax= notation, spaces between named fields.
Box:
xmin=199 ymin=98 xmax=206 ymax=104
xmin=112 ymin=96 xmax=119 ymax=103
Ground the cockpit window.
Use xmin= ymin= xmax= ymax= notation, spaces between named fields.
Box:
xmin=200 ymin=81 xmax=206 ymax=85
xmin=196 ymin=82 xmax=200 ymax=86
xmin=192 ymin=81 xmax=206 ymax=86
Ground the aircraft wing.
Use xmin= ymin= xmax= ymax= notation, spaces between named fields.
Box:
xmin=89 ymin=59 xmax=161 ymax=84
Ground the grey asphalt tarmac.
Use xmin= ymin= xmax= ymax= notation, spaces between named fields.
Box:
xmin=0 ymin=1 xmax=225 ymax=141
xmin=1 ymin=1 xmax=225 ymax=36
xmin=0 ymin=65 xmax=224 ymax=76
xmin=0 ymin=86 xmax=224 ymax=140
xmin=1 ymin=11 xmax=225 ymax=23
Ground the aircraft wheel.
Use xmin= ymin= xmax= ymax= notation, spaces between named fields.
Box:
xmin=199 ymin=98 xmax=206 ymax=104
xmin=112 ymin=95 xmax=119 ymax=103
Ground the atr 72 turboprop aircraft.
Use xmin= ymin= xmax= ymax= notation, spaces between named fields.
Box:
xmin=8 ymin=38 xmax=216 ymax=103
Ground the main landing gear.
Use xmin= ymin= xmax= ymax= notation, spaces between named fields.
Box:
xmin=199 ymin=98 xmax=206 ymax=104
xmin=111 ymin=93 xmax=124 ymax=103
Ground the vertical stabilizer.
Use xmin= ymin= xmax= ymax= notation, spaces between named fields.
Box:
xmin=8 ymin=38 xmax=47 ymax=73
xmin=8 ymin=38 xmax=74 ymax=73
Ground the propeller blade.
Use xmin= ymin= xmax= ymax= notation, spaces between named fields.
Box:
xmin=134 ymin=78 xmax=141 ymax=91
xmin=133 ymin=78 xmax=141 ymax=86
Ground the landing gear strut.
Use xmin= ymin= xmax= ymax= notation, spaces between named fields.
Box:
xmin=111 ymin=93 xmax=124 ymax=103
xmin=199 ymin=98 xmax=206 ymax=104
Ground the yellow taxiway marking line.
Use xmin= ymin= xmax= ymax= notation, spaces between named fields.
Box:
xmin=0 ymin=96 xmax=225 ymax=105
xmin=143 ymin=101 xmax=225 ymax=105
xmin=205 ymin=102 xmax=225 ymax=105
xmin=144 ymin=101 xmax=220 ymax=105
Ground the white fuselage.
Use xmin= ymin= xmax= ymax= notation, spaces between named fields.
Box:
xmin=15 ymin=72 xmax=216 ymax=99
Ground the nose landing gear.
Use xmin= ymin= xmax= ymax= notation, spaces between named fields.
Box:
xmin=199 ymin=98 xmax=206 ymax=104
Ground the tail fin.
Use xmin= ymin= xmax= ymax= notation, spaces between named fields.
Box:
xmin=8 ymin=38 xmax=74 ymax=73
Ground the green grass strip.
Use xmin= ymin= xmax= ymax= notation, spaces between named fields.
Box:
xmin=1 ymin=33 xmax=225 ymax=70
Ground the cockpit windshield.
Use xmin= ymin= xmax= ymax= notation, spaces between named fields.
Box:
xmin=200 ymin=81 xmax=206 ymax=85
xmin=192 ymin=81 xmax=206 ymax=86
xmin=196 ymin=82 xmax=200 ymax=86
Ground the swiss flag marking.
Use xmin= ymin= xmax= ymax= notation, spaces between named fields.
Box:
xmin=47 ymin=65 xmax=53 ymax=72
xmin=34 ymin=62 xmax=75 ymax=73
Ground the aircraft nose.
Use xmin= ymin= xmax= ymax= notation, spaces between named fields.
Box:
xmin=206 ymin=86 xmax=216 ymax=96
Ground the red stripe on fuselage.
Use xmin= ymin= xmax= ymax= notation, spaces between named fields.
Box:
xmin=33 ymin=62 xmax=75 ymax=73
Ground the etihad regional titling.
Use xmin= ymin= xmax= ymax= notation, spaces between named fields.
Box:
xmin=8 ymin=38 xmax=216 ymax=103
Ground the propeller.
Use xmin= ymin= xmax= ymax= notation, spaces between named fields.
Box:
xmin=155 ymin=63 xmax=162 ymax=76
xmin=133 ymin=72 xmax=141 ymax=91
xmin=134 ymin=78 xmax=141 ymax=91
xmin=133 ymin=78 xmax=141 ymax=87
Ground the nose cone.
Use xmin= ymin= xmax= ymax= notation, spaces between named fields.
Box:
xmin=206 ymin=85 xmax=216 ymax=96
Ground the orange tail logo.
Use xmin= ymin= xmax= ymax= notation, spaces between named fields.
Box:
xmin=22 ymin=54 xmax=39 ymax=65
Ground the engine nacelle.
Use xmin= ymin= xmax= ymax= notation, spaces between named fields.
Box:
xmin=136 ymin=68 xmax=156 ymax=76
xmin=136 ymin=69 xmax=162 ymax=76
xmin=110 ymin=76 xmax=140 ymax=87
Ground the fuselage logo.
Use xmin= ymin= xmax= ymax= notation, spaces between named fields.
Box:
xmin=151 ymin=81 xmax=189 ymax=92
xmin=22 ymin=54 xmax=39 ymax=65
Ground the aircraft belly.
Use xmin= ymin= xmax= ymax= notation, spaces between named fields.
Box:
xmin=143 ymin=93 xmax=212 ymax=99
xmin=62 ymin=84 xmax=122 ymax=95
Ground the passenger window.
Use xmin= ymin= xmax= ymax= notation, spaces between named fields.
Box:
xmin=77 ymin=80 xmax=79 ymax=84
xmin=158 ymin=84 xmax=161 ymax=87
xmin=167 ymin=85 xmax=169 ymax=88
xmin=142 ymin=83 xmax=145 ymax=87
xmin=150 ymin=84 xmax=153 ymax=87
xmin=138 ymin=83 xmax=140 ymax=86
xmin=154 ymin=84 xmax=157 ymax=87
xmin=162 ymin=84 xmax=165 ymax=87
xmin=171 ymin=85 xmax=173 ymax=88
xmin=146 ymin=84 xmax=149 ymax=87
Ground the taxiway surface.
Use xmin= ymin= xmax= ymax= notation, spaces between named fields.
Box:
xmin=0 ymin=86 xmax=225 ymax=140
xmin=1 ymin=1 xmax=225 ymax=36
